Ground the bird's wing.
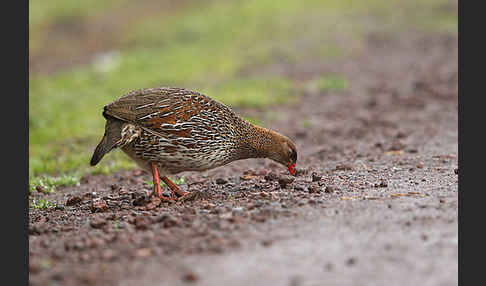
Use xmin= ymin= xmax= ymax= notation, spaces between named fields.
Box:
xmin=103 ymin=87 xmax=233 ymax=139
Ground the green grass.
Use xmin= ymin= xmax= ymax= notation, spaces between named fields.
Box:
xmin=203 ymin=78 xmax=294 ymax=108
xmin=144 ymin=177 xmax=186 ymax=188
xmin=316 ymin=76 xmax=349 ymax=92
xmin=29 ymin=173 xmax=81 ymax=194
xmin=29 ymin=0 xmax=457 ymax=180
xmin=30 ymin=199 xmax=56 ymax=210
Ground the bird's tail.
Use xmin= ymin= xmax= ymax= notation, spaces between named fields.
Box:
xmin=90 ymin=118 xmax=125 ymax=166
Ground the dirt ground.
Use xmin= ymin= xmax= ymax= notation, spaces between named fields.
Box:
xmin=29 ymin=30 xmax=458 ymax=286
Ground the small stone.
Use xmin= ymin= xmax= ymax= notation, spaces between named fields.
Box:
xmin=395 ymin=132 xmax=407 ymax=139
xmin=417 ymin=162 xmax=424 ymax=169
xmin=335 ymin=164 xmax=353 ymax=171
xmin=278 ymin=176 xmax=295 ymax=188
xmin=29 ymin=223 xmax=47 ymax=235
xmin=90 ymin=199 xmax=109 ymax=213
xmin=346 ymin=257 xmax=357 ymax=266
xmin=261 ymin=240 xmax=273 ymax=247
xmin=232 ymin=207 xmax=245 ymax=216
xmin=324 ymin=263 xmax=334 ymax=271
xmin=101 ymin=249 xmax=117 ymax=261
xmin=136 ymin=248 xmax=152 ymax=257
xmin=325 ymin=186 xmax=335 ymax=193
xmin=311 ymin=172 xmax=322 ymax=182
xmin=29 ymin=262 xmax=41 ymax=274
xmin=220 ymin=212 xmax=233 ymax=220
xmin=454 ymin=168 xmax=458 ymax=174
xmin=65 ymin=196 xmax=82 ymax=206
xmin=182 ymin=272 xmax=199 ymax=283
xmin=145 ymin=197 xmax=161 ymax=210
xmin=90 ymin=219 xmax=107 ymax=229
xmin=264 ymin=172 xmax=279 ymax=181
xmin=294 ymin=186 xmax=305 ymax=192
xmin=308 ymin=185 xmax=320 ymax=194
xmin=375 ymin=180 xmax=388 ymax=188
xmin=155 ymin=214 xmax=179 ymax=228
xmin=388 ymin=141 xmax=405 ymax=151
xmin=215 ymin=178 xmax=228 ymax=185
xmin=294 ymin=167 xmax=308 ymax=176
xmin=35 ymin=185 xmax=45 ymax=193
xmin=134 ymin=217 xmax=150 ymax=230
xmin=132 ymin=195 xmax=150 ymax=206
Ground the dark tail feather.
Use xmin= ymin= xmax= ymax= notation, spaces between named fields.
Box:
xmin=90 ymin=118 xmax=124 ymax=166
xmin=90 ymin=136 xmax=115 ymax=166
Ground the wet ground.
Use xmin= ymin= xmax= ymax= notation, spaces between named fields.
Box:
xmin=29 ymin=31 xmax=458 ymax=286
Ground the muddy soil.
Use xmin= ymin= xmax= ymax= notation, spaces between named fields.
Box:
xmin=29 ymin=31 xmax=458 ymax=286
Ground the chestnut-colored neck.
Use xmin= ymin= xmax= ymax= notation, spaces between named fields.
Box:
xmin=236 ymin=122 xmax=281 ymax=160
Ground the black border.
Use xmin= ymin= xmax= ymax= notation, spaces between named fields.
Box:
xmin=5 ymin=0 xmax=28 ymax=284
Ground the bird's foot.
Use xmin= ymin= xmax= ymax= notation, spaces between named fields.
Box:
xmin=161 ymin=176 xmax=188 ymax=198
xmin=150 ymin=185 xmax=176 ymax=203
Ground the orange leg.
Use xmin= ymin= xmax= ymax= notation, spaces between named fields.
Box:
xmin=150 ymin=163 xmax=174 ymax=202
xmin=161 ymin=176 xmax=188 ymax=198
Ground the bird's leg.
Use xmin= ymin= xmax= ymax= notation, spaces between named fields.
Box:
xmin=150 ymin=163 xmax=174 ymax=202
xmin=161 ymin=176 xmax=188 ymax=198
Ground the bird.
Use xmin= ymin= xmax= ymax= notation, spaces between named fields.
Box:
xmin=90 ymin=87 xmax=297 ymax=202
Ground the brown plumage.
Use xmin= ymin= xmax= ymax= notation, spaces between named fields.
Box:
xmin=90 ymin=87 xmax=297 ymax=201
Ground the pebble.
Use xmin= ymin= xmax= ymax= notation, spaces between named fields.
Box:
xmin=294 ymin=167 xmax=308 ymax=176
xmin=90 ymin=219 xmax=107 ymax=229
xmin=134 ymin=217 xmax=150 ymax=230
xmin=90 ymin=199 xmax=109 ymax=213
xmin=311 ymin=172 xmax=322 ymax=182
xmin=278 ymin=176 xmax=295 ymax=188
xmin=261 ymin=240 xmax=273 ymax=247
xmin=308 ymin=185 xmax=320 ymax=194
xmin=65 ymin=196 xmax=82 ymax=206
xmin=232 ymin=207 xmax=245 ymax=215
xmin=325 ymin=186 xmax=335 ymax=193
xmin=215 ymin=178 xmax=228 ymax=185
xmin=335 ymin=164 xmax=354 ymax=171
xmin=375 ymin=180 xmax=388 ymax=188
xmin=181 ymin=272 xmax=199 ymax=283
xmin=136 ymin=248 xmax=152 ymax=257
xmin=294 ymin=186 xmax=304 ymax=192
xmin=264 ymin=172 xmax=279 ymax=181
xmin=346 ymin=257 xmax=357 ymax=266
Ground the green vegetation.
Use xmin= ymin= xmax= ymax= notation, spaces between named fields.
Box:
xmin=29 ymin=173 xmax=80 ymax=194
xmin=29 ymin=0 xmax=457 ymax=181
xmin=315 ymin=76 xmax=349 ymax=92
xmin=30 ymin=199 xmax=56 ymax=210
xmin=144 ymin=177 xmax=186 ymax=188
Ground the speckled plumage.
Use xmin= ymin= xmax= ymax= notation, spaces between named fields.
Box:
xmin=90 ymin=87 xmax=297 ymax=200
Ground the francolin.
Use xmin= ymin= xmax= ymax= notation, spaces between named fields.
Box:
xmin=90 ymin=87 xmax=297 ymax=202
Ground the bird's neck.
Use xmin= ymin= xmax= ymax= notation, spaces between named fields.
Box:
xmin=236 ymin=121 xmax=281 ymax=160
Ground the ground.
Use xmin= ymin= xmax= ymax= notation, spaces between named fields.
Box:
xmin=29 ymin=28 xmax=458 ymax=285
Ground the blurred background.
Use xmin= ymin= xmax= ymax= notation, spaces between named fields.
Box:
xmin=29 ymin=0 xmax=457 ymax=182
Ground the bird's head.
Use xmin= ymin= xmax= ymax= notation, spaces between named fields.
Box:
xmin=268 ymin=133 xmax=298 ymax=176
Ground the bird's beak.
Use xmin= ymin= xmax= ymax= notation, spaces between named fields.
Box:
xmin=288 ymin=162 xmax=296 ymax=176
